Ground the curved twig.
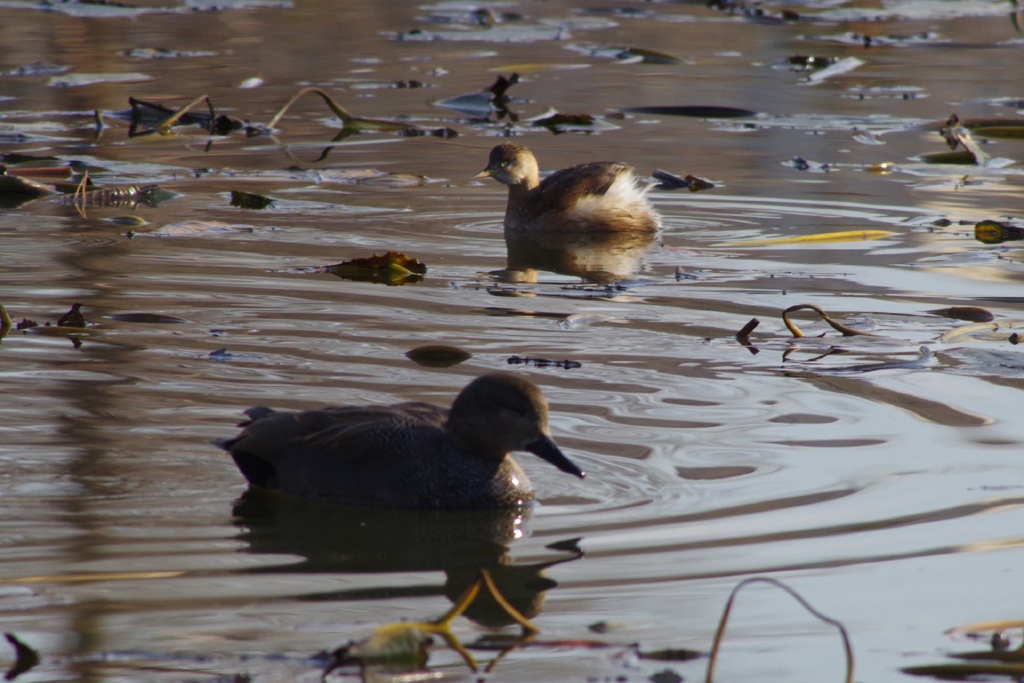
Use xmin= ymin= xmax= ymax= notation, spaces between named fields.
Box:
xmin=782 ymin=303 xmax=878 ymax=338
xmin=265 ymin=86 xmax=413 ymax=132
xmin=706 ymin=576 xmax=854 ymax=683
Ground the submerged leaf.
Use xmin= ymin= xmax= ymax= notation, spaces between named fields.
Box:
xmin=928 ymin=306 xmax=996 ymax=323
xmin=405 ymin=345 xmax=473 ymax=367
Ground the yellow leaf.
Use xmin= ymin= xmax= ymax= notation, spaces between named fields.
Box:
xmin=719 ymin=230 xmax=896 ymax=247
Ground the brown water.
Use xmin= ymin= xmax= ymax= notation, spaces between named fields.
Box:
xmin=2 ymin=1 xmax=1024 ymax=681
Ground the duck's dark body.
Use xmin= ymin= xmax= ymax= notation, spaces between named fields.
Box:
xmin=219 ymin=374 xmax=584 ymax=509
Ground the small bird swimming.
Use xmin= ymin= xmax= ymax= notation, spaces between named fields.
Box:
xmin=476 ymin=143 xmax=661 ymax=233
xmin=217 ymin=373 xmax=585 ymax=509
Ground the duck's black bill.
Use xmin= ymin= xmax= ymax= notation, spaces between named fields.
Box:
xmin=527 ymin=436 xmax=586 ymax=478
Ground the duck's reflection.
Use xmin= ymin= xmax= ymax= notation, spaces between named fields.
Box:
xmin=232 ymin=491 xmax=581 ymax=629
xmin=498 ymin=228 xmax=657 ymax=285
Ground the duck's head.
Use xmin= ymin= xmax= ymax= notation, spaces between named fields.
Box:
xmin=447 ymin=373 xmax=585 ymax=478
xmin=475 ymin=143 xmax=540 ymax=188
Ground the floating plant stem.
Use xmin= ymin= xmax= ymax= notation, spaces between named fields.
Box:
xmin=706 ymin=576 xmax=854 ymax=683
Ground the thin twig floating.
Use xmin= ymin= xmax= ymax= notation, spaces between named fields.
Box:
xmin=264 ymin=86 xmax=415 ymax=132
xmin=705 ymin=576 xmax=854 ymax=683
xmin=782 ymin=304 xmax=878 ymax=338
xmin=70 ymin=169 xmax=90 ymax=218
xmin=735 ymin=317 xmax=760 ymax=342
xmin=153 ymin=94 xmax=215 ymax=135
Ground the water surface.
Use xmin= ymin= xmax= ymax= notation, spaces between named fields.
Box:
xmin=2 ymin=1 xmax=1024 ymax=681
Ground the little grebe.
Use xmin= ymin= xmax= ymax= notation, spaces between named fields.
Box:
xmin=476 ymin=143 xmax=661 ymax=233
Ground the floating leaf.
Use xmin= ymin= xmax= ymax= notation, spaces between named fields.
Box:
xmin=1 ymin=164 xmax=73 ymax=180
xmin=435 ymin=73 xmax=520 ymax=117
xmin=776 ymin=55 xmax=838 ymax=71
xmin=639 ymin=647 xmax=704 ymax=662
xmin=927 ymin=307 xmax=995 ymax=322
xmin=974 ymin=220 xmax=1024 ymax=245
xmin=107 ymin=215 xmax=148 ymax=227
xmin=122 ymin=47 xmax=217 ymax=59
xmin=0 ymin=174 xmax=58 ymax=198
xmin=119 ymin=96 xmax=239 ymax=136
xmin=405 ymin=345 xmax=472 ymax=367
xmin=109 ymin=313 xmax=189 ymax=323
xmin=917 ymin=150 xmax=978 ymax=165
xmin=22 ymin=325 xmax=96 ymax=338
xmin=903 ymin=662 xmax=1024 ymax=680
xmin=532 ymin=112 xmax=594 ymax=131
xmin=229 ymin=190 xmax=275 ymax=210
xmin=2 ymin=61 xmax=71 ymax=77
xmin=613 ymin=47 xmax=682 ymax=64
xmin=939 ymin=321 xmax=1024 ymax=344
xmin=324 ymin=251 xmax=427 ymax=286
xmin=952 ymin=117 xmax=1024 ymax=140
xmin=207 ymin=347 xmax=265 ymax=362
xmin=804 ymin=56 xmax=865 ymax=84
xmin=719 ymin=230 xmax=896 ymax=247
xmin=4 ymin=633 xmax=40 ymax=680
xmin=652 ymin=170 xmax=715 ymax=192
xmin=57 ymin=302 xmax=87 ymax=328
xmin=48 ymin=72 xmax=153 ymax=88
xmin=318 ymin=168 xmax=427 ymax=187
xmin=786 ymin=156 xmax=835 ymax=172
xmin=621 ymin=105 xmax=757 ymax=119
xmin=325 ymin=570 xmax=536 ymax=677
